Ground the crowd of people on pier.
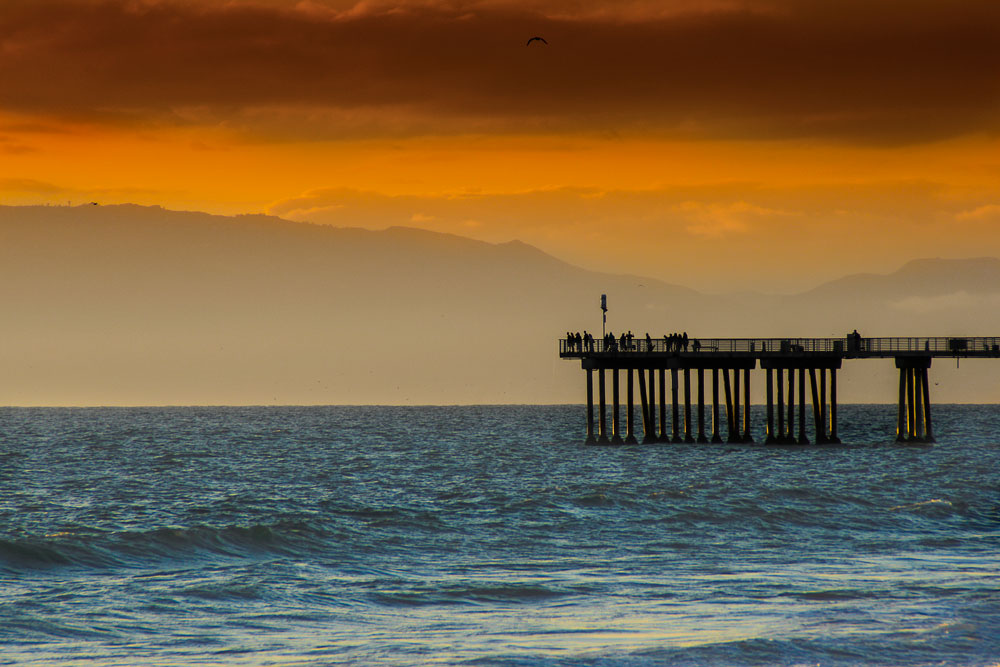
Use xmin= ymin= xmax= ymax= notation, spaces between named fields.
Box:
xmin=566 ymin=331 xmax=590 ymax=351
xmin=565 ymin=330 xmax=697 ymax=353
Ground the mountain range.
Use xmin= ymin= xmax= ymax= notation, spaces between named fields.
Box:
xmin=2 ymin=204 xmax=998 ymax=405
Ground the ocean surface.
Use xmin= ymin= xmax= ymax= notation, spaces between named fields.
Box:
xmin=1 ymin=405 xmax=998 ymax=666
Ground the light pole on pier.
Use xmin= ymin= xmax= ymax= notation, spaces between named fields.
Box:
xmin=601 ymin=294 xmax=607 ymax=339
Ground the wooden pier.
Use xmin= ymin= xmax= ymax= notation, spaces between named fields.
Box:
xmin=560 ymin=335 xmax=1000 ymax=444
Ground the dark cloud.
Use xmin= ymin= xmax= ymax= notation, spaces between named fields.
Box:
xmin=2 ymin=0 xmax=999 ymax=143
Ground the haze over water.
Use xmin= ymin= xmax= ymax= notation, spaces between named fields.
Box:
xmin=2 ymin=405 xmax=998 ymax=665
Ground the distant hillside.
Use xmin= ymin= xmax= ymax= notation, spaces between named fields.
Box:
xmin=804 ymin=257 xmax=1000 ymax=299
xmin=0 ymin=204 xmax=699 ymax=405
xmin=779 ymin=257 xmax=1000 ymax=338
xmin=1 ymin=204 xmax=998 ymax=405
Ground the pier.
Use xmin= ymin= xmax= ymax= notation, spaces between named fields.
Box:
xmin=560 ymin=335 xmax=1000 ymax=444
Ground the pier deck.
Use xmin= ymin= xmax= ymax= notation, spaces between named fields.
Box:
xmin=561 ymin=336 xmax=1000 ymax=361
xmin=559 ymin=335 xmax=1000 ymax=445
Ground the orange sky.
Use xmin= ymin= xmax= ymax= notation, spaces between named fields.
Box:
xmin=3 ymin=0 xmax=1000 ymax=291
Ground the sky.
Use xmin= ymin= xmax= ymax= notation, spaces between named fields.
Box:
xmin=3 ymin=0 xmax=1000 ymax=291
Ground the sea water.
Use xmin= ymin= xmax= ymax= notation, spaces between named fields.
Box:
xmin=1 ymin=405 xmax=998 ymax=666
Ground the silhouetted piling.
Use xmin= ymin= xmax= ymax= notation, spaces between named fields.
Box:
xmin=697 ymin=368 xmax=708 ymax=443
xmin=626 ymin=369 xmax=637 ymax=444
xmin=586 ymin=369 xmax=595 ymax=444
xmin=598 ymin=370 xmax=608 ymax=444
xmin=659 ymin=369 xmax=668 ymax=442
xmin=742 ymin=369 xmax=752 ymax=442
xmin=711 ymin=368 xmax=722 ymax=443
xmin=611 ymin=369 xmax=622 ymax=444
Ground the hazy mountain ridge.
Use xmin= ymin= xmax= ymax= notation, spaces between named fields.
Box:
xmin=1 ymin=204 xmax=997 ymax=405
xmin=804 ymin=257 xmax=1000 ymax=299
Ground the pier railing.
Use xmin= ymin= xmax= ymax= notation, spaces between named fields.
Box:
xmin=560 ymin=336 xmax=1000 ymax=358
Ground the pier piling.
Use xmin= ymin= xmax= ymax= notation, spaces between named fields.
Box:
xmin=742 ymin=369 xmax=752 ymax=442
xmin=611 ymin=369 xmax=622 ymax=444
xmin=598 ymin=369 xmax=608 ymax=443
xmin=921 ymin=367 xmax=934 ymax=442
xmin=776 ymin=368 xmax=785 ymax=443
xmin=684 ymin=368 xmax=694 ymax=442
xmin=697 ymin=368 xmax=708 ymax=443
xmin=638 ymin=367 xmax=652 ymax=443
xmin=788 ymin=370 xmax=795 ymax=444
xmin=820 ymin=368 xmax=828 ymax=441
xmin=626 ymin=369 xmax=637 ymax=444
xmin=895 ymin=357 xmax=932 ymax=443
xmin=829 ymin=367 xmax=840 ymax=444
xmin=711 ymin=368 xmax=722 ymax=443
xmin=765 ymin=368 xmax=775 ymax=443
xmin=732 ymin=369 xmax=741 ymax=443
xmin=671 ymin=369 xmax=681 ymax=443
xmin=586 ymin=369 xmax=595 ymax=444
xmin=798 ymin=368 xmax=807 ymax=444
xmin=810 ymin=369 xmax=823 ymax=444
xmin=659 ymin=369 xmax=668 ymax=442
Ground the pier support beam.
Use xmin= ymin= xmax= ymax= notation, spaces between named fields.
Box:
xmin=684 ymin=368 xmax=694 ymax=442
xmin=659 ymin=369 xmax=668 ymax=442
xmin=598 ymin=369 xmax=608 ymax=443
xmin=638 ymin=366 xmax=652 ymax=443
xmin=914 ymin=368 xmax=924 ymax=441
xmin=742 ymin=368 xmax=752 ymax=443
xmin=586 ymin=369 xmax=595 ymax=444
xmin=820 ymin=368 xmax=828 ymax=442
xmin=906 ymin=367 xmax=916 ymax=441
xmin=759 ymin=359 xmax=840 ymax=445
xmin=648 ymin=369 xmax=657 ymax=441
xmin=697 ymin=368 xmax=707 ymax=443
xmin=810 ymin=369 xmax=823 ymax=444
xmin=611 ymin=369 xmax=622 ymax=444
xmin=711 ymin=368 xmax=722 ymax=443
xmin=896 ymin=366 xmax=907 ymax=442
xmin=732 ymin=368 xmax=741 ymax=443
xmin=829 ymin=368 xmax=840 ymax=444
xmin=626 ymin=369 xmax=637 ymax=444
xmin=895 ymin=357 xmax=932 ymax=443
xmin=787 ymin=369 xmax=796 ymax=444
xmin=776 ymin=368 xmax=785 ymax=443
xmin=921 ymin=367 xmax=934 ymax=442
xmin=798 ymin=368 xmax=808 ymax=444
xmin=671 ymin=369 xmax=681 ymax=443
xmin=723 ymin=368 xmax=736 ymax=442
xmin=765 ymin=368 xmax=775 ymax=444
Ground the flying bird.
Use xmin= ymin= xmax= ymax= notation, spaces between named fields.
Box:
xmin=526 ymin=36 xmax=548 ymax=46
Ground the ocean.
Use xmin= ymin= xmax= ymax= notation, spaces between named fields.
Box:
xmin=1 ymin=405 xmax=998 ymax=666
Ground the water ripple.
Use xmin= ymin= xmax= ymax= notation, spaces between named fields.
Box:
xmin=1 ymin=405 xmax=998 ymax=665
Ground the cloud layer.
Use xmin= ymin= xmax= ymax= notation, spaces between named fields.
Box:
xmin=3 ymin=0 xmax=999 ymax=142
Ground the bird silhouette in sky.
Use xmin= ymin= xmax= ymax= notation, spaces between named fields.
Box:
xmin=526 ymin=36 xmax=548 ymax=46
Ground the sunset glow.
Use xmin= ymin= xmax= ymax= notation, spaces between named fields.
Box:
xmin=3 ymin=0 xmax=1000 ymax=290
